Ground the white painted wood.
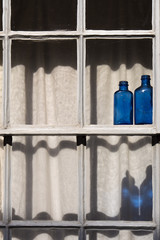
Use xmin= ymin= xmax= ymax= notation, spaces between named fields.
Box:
xmin=6 ymin=221 xmax=82 ymax=228
xmin=0 ymin=125 xmax=156 ymax=135
xmin=153 ymin=0 xmax=160 ymax=238
xmin=78 ymin=144 xmax=85 ymax=224
xmin=83 ymin=30 xmax=155 ymax=37
xmin=3 ymin=38 xmax=11 ymax=128
xmin=154 ymin=1 xmax=160 ymax=132
xmin=153 ymin=143 xmax=160 ymax=240
xmin=3 ymin=144 xmax=11 ymax=224
xmin=77 ymin=36 xmax=84 ymax=127
xmin=3 ymin=0 xmax=11 ymax=32
xmin=0 ymin=220 xmax=155 ymax=230
xmin=7 ymin=30 xmax=155 ymax=38
xmin=84 ymin=221 xmax=156 ymax=230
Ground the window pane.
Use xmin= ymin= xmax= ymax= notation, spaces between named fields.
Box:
xmin=11 ymin=229 xmax=78 ymax=240
xmin=86 ymin=230 xmax=153 ymax=240
xmin=11 ymin=0 xmax=77 ymax=31
xmin=85 ymin=39 xmax=152 ymax=125
xmin=86 ymin=136 xmax=152 ymax=221
xmin=12 ymin=136 xmax=78 ymax=221
xmin=86 ymin=0 xmax=152 ymax=30
xmin=11 ymin=40 xmax=78 ymax=126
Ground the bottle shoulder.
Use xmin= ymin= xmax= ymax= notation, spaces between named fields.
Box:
xmin=114 ymin=90 xmax=133 ymax=95
xmin=135 ymin=85 xmax=152 ymax=93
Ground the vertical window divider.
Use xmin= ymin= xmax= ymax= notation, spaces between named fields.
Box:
xmin=153 ymin=141 xmax=160 ymax=239
xmin=3 ymin=141 xmax=12 ymax=225
xmin=77 ymin=1 xmax=86 ymax=239
xmin=3 ymin=0 xmax=12 ymax=234
xmin=154 ymin=0 xmax=160 ymax=132
xmin=153 ymin=0 xmax=160 ymax=237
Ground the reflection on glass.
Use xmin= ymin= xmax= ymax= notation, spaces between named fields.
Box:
xmin=11 ymin=136 xmax=78 ymax=221
xmin=11 ymin=40 xmax=77 ymax=126
xmin=86 ymin=0 xmax=152 ymax=30
xmin=85 ymin=39 xmax=152 ymax=125
xmin=86 ymin=230 xmax=153 ymax=240
xmin=11 ymin=0 xmax=77 ymax=31
xmin=11 ymin=228 xmax=78 ymax=240
xmin=85 ymin=136 xmax=152 ymax=221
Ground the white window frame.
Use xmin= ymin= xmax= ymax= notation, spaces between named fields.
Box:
xmin=0 ymin=0 xmax=160 ymax=239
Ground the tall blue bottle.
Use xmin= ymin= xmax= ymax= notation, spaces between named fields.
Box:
xmin=114 ymin=81 xmax=133 ymax=125
xmin=134 ymin=75 xmax=153 ymax=124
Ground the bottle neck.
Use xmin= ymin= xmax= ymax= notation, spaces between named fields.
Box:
xmin=141 ymin=79 xmax=151 ymax=86
xmin=119 ymin=81 xmax=128 ymax=91
xmin=119 ymin=85 xmax=128 ymax=91
xmin=141 ymin=75 xmax=151 ymax=86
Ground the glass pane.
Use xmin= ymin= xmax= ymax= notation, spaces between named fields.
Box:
xmin=11 ymin=229 xmax=78 ymax=240
xmin=86 ymin=136 xmax=152 ymax=221
xmin=11 ymin=136 xmax=78 ymax=220
xmin=11 ymin=40 xmax=78 ymax=126
xmin=85 ymin=39 xmax=152 ymax=125
xmin=86 ymin=230 xmax=153 ymax=240
xmin=86 ymin=0 xmax=152 ymax=30
xmin=11 ymin=0 xmax=77 ymax=31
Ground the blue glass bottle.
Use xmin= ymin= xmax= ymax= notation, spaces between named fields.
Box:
xmin=114 ymin=81 xmax=133 ymax=125
xmin=134 ymin=75 xmax=153 ymax=124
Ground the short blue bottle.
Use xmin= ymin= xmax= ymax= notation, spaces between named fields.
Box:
xmin=134 ymin=75 xmax=152 ymax=124
xmin=114 ymin=81 xmax=133 ymax=125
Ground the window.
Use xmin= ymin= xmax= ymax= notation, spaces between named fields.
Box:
xmin=0 ymin=0 xmax=159 ymax=239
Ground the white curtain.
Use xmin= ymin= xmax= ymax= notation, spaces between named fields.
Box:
xmin=9 ymin=38 xmax=154 ymax=240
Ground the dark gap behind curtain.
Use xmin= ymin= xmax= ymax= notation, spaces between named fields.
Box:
xmin=11 ymin=0 xmax=77 ymax=31
xmin=86 ymin=39 xmax=152 ymax=71
xmin=86 ymin=0 xmax=152 ymax=30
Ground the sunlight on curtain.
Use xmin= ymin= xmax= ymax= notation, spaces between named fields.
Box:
xmin=10 ymin=40 xmax=78 ymax=126
xmin=11 ymin=136 xmax=78 ymax=221
xmin=86 ymin=136 xmax=152 ymax=221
